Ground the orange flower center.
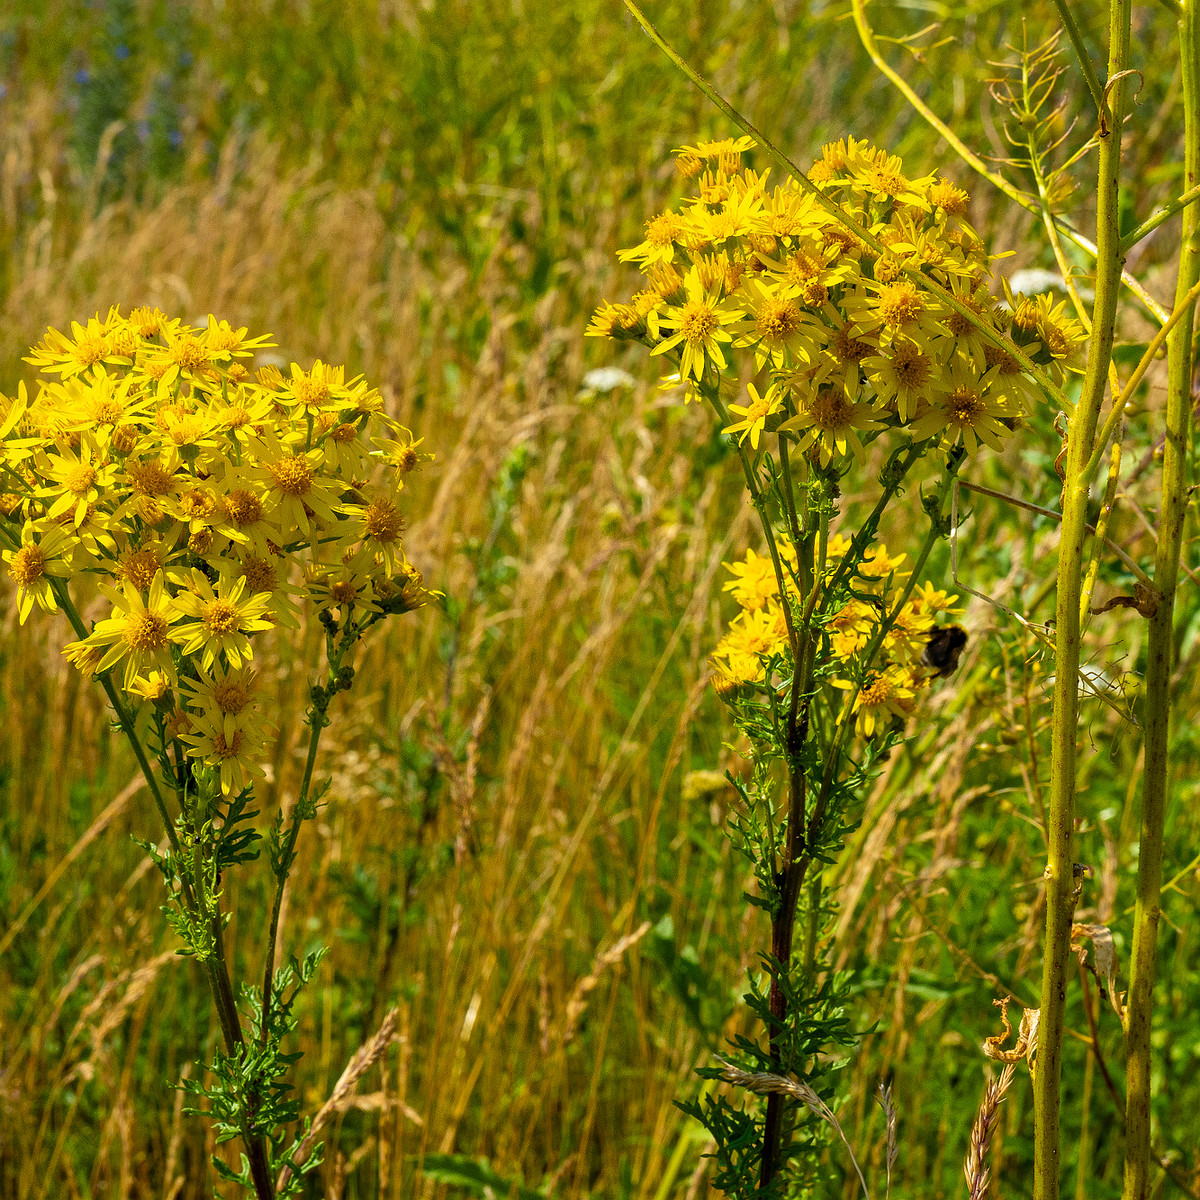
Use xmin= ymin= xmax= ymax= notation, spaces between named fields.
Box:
xmin=877 ymin=282 xmax=924 ymax=328
xmin=860 ymin=674 xmax=897 ymax=707
xmin=756 ymin=298 xmax=804 ymax=341
xmin=224 ymin=489 xmax=264 ymax=527
xmin=118 ymin=550 xmax=160 ymax=591
xmin=170 ymin=337 xmax=211 ymax=371
xmin=680 ymin=301 xmax=718 ymax=343
xmin=204 ymin=600 xmax=241 ymax=636
xmin=890 ymin=344 xmax=931 ymax=388
xmin=127 ymin=610 xmax=170 ymax=650
xmin=211 ymin=729 xmax=246 ymax=759
xmin=269 ymin=456 xmax=314 ymax=496
xmin=213 ymin=679 xmax=252 ymax=714
xmin=241 ymin=556 xmax=277 ymax=594
xmin=948 ymin=387 xmax=986 ymax=425
xmin=365 ymin=499 xmax=404 ymax=544
xmin=809 ymin=388 xmax=854 ymax=429
xmin=10 ymin=545 xmax=45 ymax=586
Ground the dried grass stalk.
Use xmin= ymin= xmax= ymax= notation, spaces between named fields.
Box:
xmin=718 ymin=1060 xmax=870 ymax=1199
xmin=963 ymin=1062 xmax=1015 ymax=1200
xmin=875 ymin=1082 xmax=898 ymax=1199
xmin=275 ymin=1006 xmax=400 ymax=1192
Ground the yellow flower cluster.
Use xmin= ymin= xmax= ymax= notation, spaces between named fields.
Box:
xmin=1 ymin=307 xmax=432 ymax=793
xmin=712 ymin=535 xmax=963 ymax=735
xmin=589 ymin=135 xmax=1085 ymax=461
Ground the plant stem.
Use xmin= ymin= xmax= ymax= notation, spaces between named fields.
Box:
xmin=260 ymin=705 xmax=325 ymax=1044
xmin=1051 ymin=0 xmax=1109 ymax=121
xmin=1033 ymin=2 xmax=1130 ymax=1196
xmin=1120 ymin=180 xmax=1200 ymax=252
xmin=49 ymin=581 xmax=193 ymax=894
xmin=259 ymin=617 xmax=359 ymax=1044
xmin=1122 ymin=1 xmax=1200 ymax=1195
xmin=760 ymin=460 xmax=951 ymax=1189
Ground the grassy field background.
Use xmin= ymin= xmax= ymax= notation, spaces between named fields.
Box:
xmin=0 ymin=1 xmax=1198 ymax=1197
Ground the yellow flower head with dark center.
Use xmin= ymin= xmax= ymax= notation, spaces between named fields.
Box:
xmin=365 ymin=498 xmax=404 ymax=543
xmin=756 ymin=296 xmax=804 ymax=342
xmin=117 ymin=548 xmax=163 ymax=592
xmin=68 ymin=572 xmax=181 ymax=689
xmin=832 ymin=666 xmax=916 ymax=736
xmin=780 ymin=386 xmax=887 ymax=467
xmin=618 ymin=210 xmax=688 ymax=267
xmin=171 ymin=336 xmax=211 ymax=373
xmin=224 ymin=489 xmax=264 ymax=528
xmin=240 ymin=554 xmax=278 ymax=595
xmin=9 ymin=545 xmax=44 ymax=586
xmin=179 ymin=700 xmax=270 ymax=795
xmin=909 ymin=361 xmax=1013 ymax=454
xmin=126 ymin=459 xmax=176 ymax=496
xmin=651 ymin=271 xmax=740 ymax=382
xmin=171 ymin=568 xmax=274 ymax=671
xmin=831 ymin=326 xmax=874 ymax=366
xmin=269 ymin=456 xmax=313 ymax=496
xmin=863 ymin=340 xmax=937 ymax=422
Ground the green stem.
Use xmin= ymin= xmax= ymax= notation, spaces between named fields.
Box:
xmin=260 ymin=706 xmax=325 ymax=1045
xmin=48 ymin=579 xmax=193 ymax=903
xmin=1122 ymin=1 xmax=1200 ymax=1195
xmin=1051 ymin=0 xmax=1109 ymax=121
xmin=1079 ymin=428 xmax=1125 ymax=622
xmin=259 ymin=616 xmax=360 ymax=1045
xmin=1034 ymin=2 xmax=1131 ymax=1196
xmin=1120 ymin=180 xmax=1200 ymax=252
xmin=699 ymin=381 xmax=815 ymax=1188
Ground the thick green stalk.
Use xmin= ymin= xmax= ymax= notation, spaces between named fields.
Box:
xmin=1122 ymin=2 xmax=1200 ymax=1195
xmin=1033 ymin=3 xmax=1130 ymax=1197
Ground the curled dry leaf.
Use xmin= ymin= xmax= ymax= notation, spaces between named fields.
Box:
xmin=1089 ymin=581 xmax=1159 ymax=618
xmin=982 ymin=997 xmax=1040 ymax=1077
xmin=1071 ymin=922 xmax=1126 ymax=1021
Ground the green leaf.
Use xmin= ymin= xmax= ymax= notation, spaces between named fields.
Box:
xmin=418 ymin=1155 xmax=545 ymax=1200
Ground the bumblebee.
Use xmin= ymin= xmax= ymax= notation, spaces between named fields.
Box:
xmin=922 ymin=624 xmax=968 ymax=678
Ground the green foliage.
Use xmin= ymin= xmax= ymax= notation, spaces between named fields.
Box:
xmin=184 ymin=950 xmax=329 ymax=1195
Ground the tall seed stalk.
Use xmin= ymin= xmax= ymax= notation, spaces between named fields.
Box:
xmin=1122 ymin=0 xmax=1200 ymax=1195
xmin=1033 ymin=2 xmax=1131 ymax=1196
